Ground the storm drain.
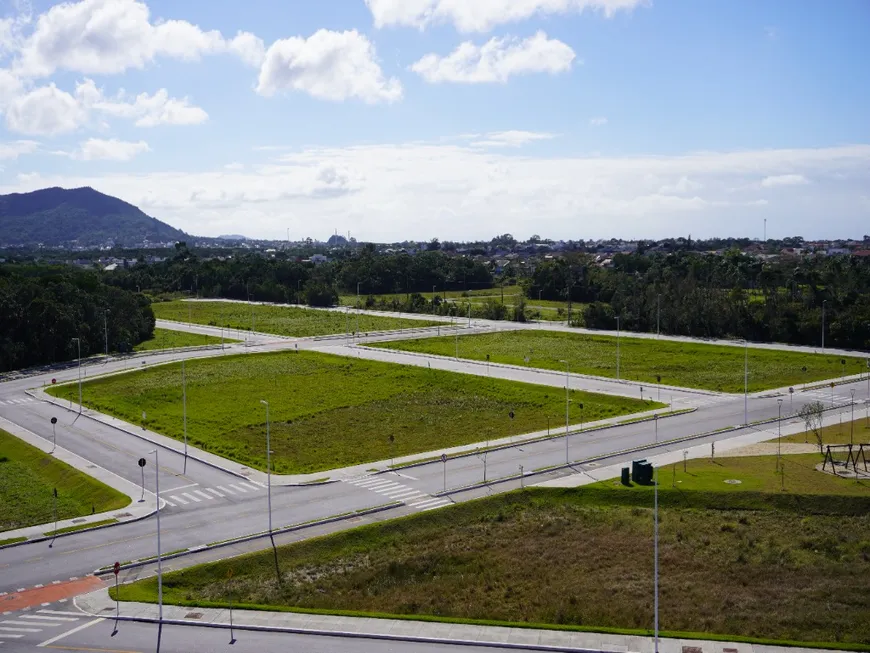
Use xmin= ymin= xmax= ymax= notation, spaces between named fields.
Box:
xmin=184 ymin=612 xmax=203 ymax=620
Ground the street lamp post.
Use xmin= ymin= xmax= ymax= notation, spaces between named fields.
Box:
xmin=656 ymin=293 xmax=661 ymax=338
xmin=104 ymin=310 xmax=110 ymax=357
xmin=182 ymin=360 xmax=188 ymax=474
xmin=71 ymin=337 xmax=82 ymax=413
xmin=777 ymin=398 xmax=783 ymax=471
xmin=743 ymin=339 xmax=748 ymax=425
xmin=616 ymin=316 xmax=621 ymax=381
xmin=356 ymin=282 xmax=361 ymax=339
xmin=821 ymin=300 xmax=827 ymax=350
xmin=146 ymin=450 xmax=163 ymax=623
xmin=50 ymin=417 xmax=57 ymax=454
xmin=560 ymin=360 xmax=570 ymax=463
xmin=653 ymin=414 xmax=659 ymax=653
xmin=260 ymin=400 xmax=272 ymax=535
xmin=850 ymin=389 xmax=855 ymax=446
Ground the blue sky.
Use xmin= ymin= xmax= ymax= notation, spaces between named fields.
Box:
xmin=0 ymin=0 xmax=868 ymax=241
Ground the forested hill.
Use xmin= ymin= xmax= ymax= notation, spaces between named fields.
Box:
xmin=0 ymin=187 xmax=189 ymax=247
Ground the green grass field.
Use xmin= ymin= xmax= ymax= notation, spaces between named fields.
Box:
xmin=133 ymin=328 xmax=235 ymax=351
xmin=783 ymin=416 xmax=870 ymax=447
xmin=152 ymin=301 xmax=440 ymax=337
xmin=46 ymin=351 xmax=656 ymax=474
xmin=116 ymin=457 xmax=870 ymax=647
xmin=372 ymin=330 xmax=866 ymax=393
xmin=0 ymin=429 xmax=130 ymax=532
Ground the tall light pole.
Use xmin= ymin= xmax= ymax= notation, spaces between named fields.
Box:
xmin=182 ymin=360 xmax=188 ymax=474
xmin=560 ymin=359 xmax=570 ymax=462
xmin=260 ymin=400 xmax=272 ymax=534
xmin=71 ymin=337 xmax=82 ymax=413
xmin=616 ymin=316 xmax=621 ymax=381
xmin=777 ymin=398 xmax=783 ymax=471
xmin=656 ymin=294 xmax=661 ymax=338
xmin=821 ymin=300 xmax=827 ymax=350
xmin=147 ymin=450 xmax=163 ymax=623
xmin=850 ymin=389 xmax=855 ymax=445
xmin=356 ymin=282 xmax=361 ymax=339
xmin=653 ymin=414 xmax=659 ymax=653
xmin=103 ymin=310 xmax=109 ymax=357
xmin=743 ymin=339 xmax=748 ymax=425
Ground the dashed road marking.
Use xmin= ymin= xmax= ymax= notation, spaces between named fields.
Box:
xmin=229 ymin=484 xmax=248 ymax=493
xmin=181 ymin=493 xmax=201 ymax=503
xmin=169 ymin=495 xmax=188 ymax=505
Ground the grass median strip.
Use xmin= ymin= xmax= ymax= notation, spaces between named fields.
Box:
xmin=372 ymin=330 xmax=866 ymax=392
xmin=0 ymin=429 xmax=130 ymax=532
xmin=134 ymin=328 xmax=236 ymax=351
xmin=153 ymin=300 xmax=440 ymax=337
xmin=116 ymin=451 xmax=869 ymax=648
xmin=0 ymin=536 xmax=26 ymax=546
xmin=47 ymin=350 xmax=657 ymax=474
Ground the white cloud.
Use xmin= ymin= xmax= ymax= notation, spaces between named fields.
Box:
xmin=5 ymin=143 xmax=867 ymax=241
xmin=367 ymin=0 xmax=647 ymax=32
xmin=470 ymin=130 xmax=556 ymax=147
xmin=761 ymin=174 xmax=808 ymax=188
xmin=589 ymin=116 xmax=607 ymax=126
xmin=87 ymin=85 xmax=209 ymax=127
xmin=12 ymin=0 xmax=256 ymax=77
xmin=224 ymin=162 xmax=245 ymax=170
xmin=256 ymin=29 xmax=402 ymax=103
xmin=229 ymin=31 xmax=266 ymax=67
xmin=4 ymin=84 xmax=87 ymax=135
xmin=73 ymin=137 xmax=150 ymax=161
xmin=411 ymin=31 xmax=575 ymax=83
xmin=0 ymin=68 xmax=23 ymax=107
xmin=0 ymin=139 xmax=38 ymax=159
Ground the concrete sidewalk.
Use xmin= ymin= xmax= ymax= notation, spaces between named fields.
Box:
xmin=75 ymin=587 xmax=849 ymax=653
xmin=32 ymin=384 xmax=682 ymax=486
xmin=0 ymin=415 xmax=159 ymax=546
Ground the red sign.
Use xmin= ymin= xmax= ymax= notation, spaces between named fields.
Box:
xmin=51 ymin=378 xmax=56 ymax=384
xmin=113 ymin=561 xmax=120 ymax=576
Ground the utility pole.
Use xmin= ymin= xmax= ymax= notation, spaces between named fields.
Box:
xmin=72 ymin=337 xmax=82 ymax=413
xmin=182 ymin=360 xmax=188 ymax=474
xmin=656 ymin=294 xmax=661 ymax=337
xmin=560 ymin=360 xmax=570 ymax=462
xmin=260 ymin=400 xmax=272 ymax=535
xmin=653 ymin=414 xmax=659 ymax=653
xmin=744 ymin=340 xmax=748 ymax=425
xmin=616 ymin=316 xmax=621 ymax=381
xmin=777 ymin=398 xmax=783 ymax=471
xmin=104 ymin=310 xmax=109 ymax=357
xmin=356 ymin=282 xmax=361 ymax=339
xmin=821 ymin=300 xmax=827 ymax=350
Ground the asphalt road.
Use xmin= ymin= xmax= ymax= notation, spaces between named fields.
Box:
xmin=3 ymin=616 xmax=549 ymax=652
xmin=2 ymin=316 xmax=868 ymax=650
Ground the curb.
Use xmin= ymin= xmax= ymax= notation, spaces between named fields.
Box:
xmin=0 ymin=502 xmax=160 ymax=551
xmin=91 ymin=614 xmax=620 ymax=653
xmin=94 ymin=503 xmax=401 ymax=576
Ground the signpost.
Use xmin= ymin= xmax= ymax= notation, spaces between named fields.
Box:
xmin=388 ymin=435 xmax=395 ymax=468
xmin=138 ymin=457 xmax=146 ymax=502
xmin=441 ymin=453 xmax=447 ymax=492
xmin=227 ymin=568 xmax=236 ymax=644
xmin=48 ymin=488 xmax=58 ymax=548
xmin=111 ymin=561 xmax=121 ymax=635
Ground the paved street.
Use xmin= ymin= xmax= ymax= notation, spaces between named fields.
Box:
xmin=1 ymin=314 xmax=868 ymax=651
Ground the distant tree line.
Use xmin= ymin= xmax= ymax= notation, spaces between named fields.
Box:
xmin=527 ymin=250 xmax=870 ymax=350
xmin=0 ymin=265 xmax=154 ymax=372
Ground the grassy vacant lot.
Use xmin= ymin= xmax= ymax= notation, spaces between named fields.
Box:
xmin=152 ymin=301 xmax=439 ymax=337
xmin=133 ymin=328 xmax=235 ymax=351
xmin=0 ymin=429 xmax=129 ymax=532
xmin=373 ymin=330 xmax=866 ymax=393
xmin=117 ymin=459 xmax=870 ymax=647
xmin=46 ymin=351 xmax=655 ymax=474
xmin=783 ymin=417 xmax=870 ymax=447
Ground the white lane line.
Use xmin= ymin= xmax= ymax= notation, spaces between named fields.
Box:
xmin=181 ymin=493 xmax=201 ymax=503
xmin=3 ymin=620 xmax=56 ymax=627
xmin=217 ymin=485 xmax=235 ymax=495
xmin=228 ymin=484 xmax=248 ymax=493
xmin=238 ymin=482 xmax=259 ymax=492
xmin=409 ymin=498 xmax=442 ymax=508
xmin=162 ymin=482 xmax=199 ymax=493
xmin=37 ymin=617 xmax=104 ymax=647
xmin=19 ymin=615 xmax=78 ymax=622
xmin=162 ymin=498 xmax=176 ymax=507
xmin=192 ymin=490 xmax=214 ymax=501
xmin=36 ymin=611 xmax=85 ymax=617
xmin=422 ymin=502 xmax=451 ymax=511
xmin=249 ymin=481 xmax=266 ymax=488
xmin=169 ymin=495 xmax=188 ymax=505
xmin=0 ymin=633 xmax=23 ymax=638
xmin=0 ymin=626 xmax=42 ymax=632
xmin=380 ymin=488 xmax=418 ymax=499
xmin=203 ymin=488 xmax=224 ymax=498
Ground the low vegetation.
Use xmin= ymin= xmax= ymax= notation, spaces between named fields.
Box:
xmin=0 ymin=429 xmax=130 ymax=532
xmin=152 ymin=300 xmax=439 ymax=337
xmin=46 ymin=350 xmax=656 ymax=474
xmin=117 ymin=453 xmax=869 ymax=647
xmin=373 ymin=330 xmax=865 ymax=392
xmin=784 ymin=415 xmax=870 ymax=448
xmin=133 ymin=327 xmax=234 ymax=351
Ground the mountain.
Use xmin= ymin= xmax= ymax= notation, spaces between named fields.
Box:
xmin=0 ymin=186 xmax=189 ymax=247
xmin=217 ymin=234 xmax=248 ymax=241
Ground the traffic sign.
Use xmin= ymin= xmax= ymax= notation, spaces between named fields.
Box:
xmin=51 ymin=378 xmax=56 ymax=384
xmin=789 ymin=387 xmax=794 ymax=394
xmin=509 ymin=411 xmax=514 ymax=420
xmin=53 ymin=487 xmax=57 ymax=498
xmin=138 ymin=457 xmax=146 ymax=467
xmin=113 ymin=561 xmax=120 ymax=576
xmin=51 ymin=417 xmax=57 ymax=424
xmin=441 ymin=453 xmax=447 ymax=463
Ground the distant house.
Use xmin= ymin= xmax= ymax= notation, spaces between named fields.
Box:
xmin=308 ymin=254 xmax=329 ymax=265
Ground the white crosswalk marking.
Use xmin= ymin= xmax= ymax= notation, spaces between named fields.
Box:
xmin=170 ymin=495 xmax=188 ymax=505
xmin=162 ymin=498 xmax=176 ymax=507
xmin=238 ymin=482 xmax=259 ymax=492
xmin=217 ymin=485 xmax=235 ymax=495
xmin=344 ymin=475 xmax=449 ymax=512
xmin=0 ymin=626 xmax=42 ymax=632
xmin=229 ymin=484 xmax=248 ymax=493
xmin=181 ymin=493 xmax=201 ymax=503
xmin=20 ymin=615 xmax=77 ymax=622
xmin=192 ymin=490 xmax=213 ymax=501
xmin=203 ymin=488 xmax=224 ymax=498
